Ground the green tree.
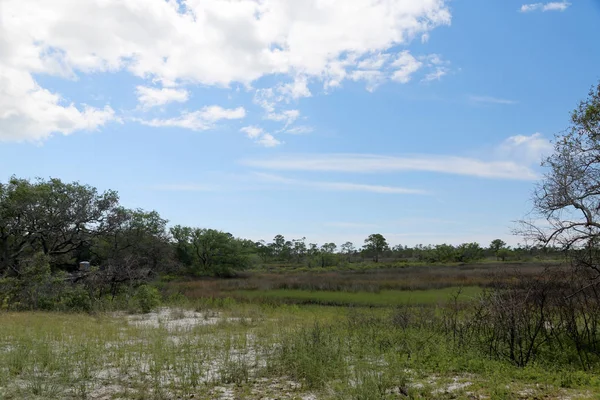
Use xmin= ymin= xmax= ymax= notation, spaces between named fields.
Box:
xmin=363 ymin=234 xmax=389 ymax=263
xmin=171 ymin=226 xmax=252 ymax=277
xmin=455 ymin=242 xmax=484 ymax=263
xmin=0 ymin=177 xmax=119 ymax=275
xmin=489 ymin=239 xmax=508 ymax=260
xmin=320 ymin=243 xmax=337 ymax=267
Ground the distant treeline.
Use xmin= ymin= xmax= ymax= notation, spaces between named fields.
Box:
xmin=0 ymin=176 xmax=562 ymax=310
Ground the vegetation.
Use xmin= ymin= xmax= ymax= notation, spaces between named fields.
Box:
xmin=2 ymin=81 xmax=600 ymax=398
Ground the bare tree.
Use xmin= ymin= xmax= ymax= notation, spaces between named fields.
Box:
xmin=520 ymin=82 xmax=600 ymax=278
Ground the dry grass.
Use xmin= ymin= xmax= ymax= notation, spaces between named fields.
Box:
xmin=167 ymin=262 xmax=563 ymax=300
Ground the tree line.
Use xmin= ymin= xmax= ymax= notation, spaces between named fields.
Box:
xmin=0 ymin=176 xmax=557 ymax=280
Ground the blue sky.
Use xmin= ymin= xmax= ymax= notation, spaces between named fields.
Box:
xmin=1 ymin=0 xmax=599 ymax=248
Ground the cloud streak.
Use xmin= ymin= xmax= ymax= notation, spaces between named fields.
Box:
xmin=254 ymin=173 xmax=428 ymax=194
xmin=139 ymin=106 xmax=245 ymax=131
xmin=243 ymin=154 xmax=540 ymax=180
xmin=469 ymin=95 xmax=517 ymax=105
xmin=520 ymin=1 xmax=570 ymax=12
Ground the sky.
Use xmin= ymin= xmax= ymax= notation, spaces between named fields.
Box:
xmin=1 ymin=0 xmax=599 ymax=248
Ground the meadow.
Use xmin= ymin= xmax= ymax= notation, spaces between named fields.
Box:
xmin=2 ymin=262 xmax=600 ymax=399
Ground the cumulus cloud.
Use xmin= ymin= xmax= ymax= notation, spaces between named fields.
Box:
xmin=391 ymin=51 xmax=423 ymax=83
xmin=140 ymin=106 xmax=245 ymax=130
xmin=496 ymin=133 xmax=552 ymax=164
xmin=266 ymin=109 xmax=300 ymax=126
xmin=241 ymin=126 xmax=282 ymax=147
xmin=520 ymin=2 xmax=571 ymax=12
xmin=0 ymin=0 xmax=452 ymax=141
xmin=136 ymin=86 xmax=189 ymax=109
xmin=0 ymin=67 xmax=115 ymax=142
xmin=256 ymin=133 xmax=282 ymax=148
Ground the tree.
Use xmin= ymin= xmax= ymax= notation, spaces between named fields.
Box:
xmin=320 ymin=243 xmax=337 ymax=267
xmin=455 ymin=242 xmax=484 ymax=263
xmin=0 ymin=177 xmax=120 ymax=275
xmin=341 ymin=241 xmax=355 ymax=260
xmin=291 ymin=237 xmax=307 ymax=263
xmin=363 ymin=234 xmax=389 ymax=263
xmin=522 ymin=82 xmax=600 ymax=273
xmin=490 ymin=239 xmax=507 ymax=260
xmin=170 ymin=226 xmax=252 ymax=277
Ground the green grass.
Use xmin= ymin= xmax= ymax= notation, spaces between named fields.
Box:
xmin=233 ymin=286 xmax=483 ymax=306
xmin=1 ymin=301 xmax=598 ymax=399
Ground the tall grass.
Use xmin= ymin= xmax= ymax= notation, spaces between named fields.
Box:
xmin=1 ymin=281 xmax=598 ymax=399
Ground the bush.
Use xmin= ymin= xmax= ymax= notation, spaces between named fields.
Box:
xmin=134 ymin=285 xmax=162 ymax=313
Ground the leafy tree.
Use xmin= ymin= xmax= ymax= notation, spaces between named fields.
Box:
xmin=0 ymin=177 xmax=119 ymax=275
xmin=497 ymin=248 xmax=511 ymax=262
xmin=341 ymin=241 xmax=355 ymax=255
xmin=320 ymin=243 xmax=337 ymax=267
xmin=455 ymin=242 xmax=484 ymax=262
xmin=490 ymin=239 xmax=506 ymax=253
xmin=363 ymin=234 xmax=389 ymax=263
xmin=490 ymin=239 xmax=508 ymax=260
xmin=434 ymin=244 xmax=456 ymax=263
xmin=171 ymin=226 xmax=252 ymax=277
xmin=292 ymin=237 xmax=307 ymax=263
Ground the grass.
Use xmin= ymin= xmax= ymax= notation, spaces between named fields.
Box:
xmin=166 ymin=261 xmax=565 ymax=300
xmin=2 ymin=263 xmax=598 ymax=399
xmin=1 ymin=302 xmax=597 ymax=399
xmin=232 ymin=286 xmax=483 ymax=306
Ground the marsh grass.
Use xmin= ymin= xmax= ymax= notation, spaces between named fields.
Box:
xmin=0 ymin=291 xmax=598 ymax=399
xmin=232 ymin=286 xmax=482 ymax=306
xmin=167 ymin=262 xmax=563 ymax=302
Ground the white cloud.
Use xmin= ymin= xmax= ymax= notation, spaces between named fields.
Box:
xmin=277 ymin=76 xmax=312 ymax=100
xmin=391 ymin=51 xmax=423 ymax=83
xmin=243 ymin=133 xmax=553 ymax=180
xmin=240 ymin=126 xmax=264 ymax=139
xmin=254 ymin=173 xmax=427 ymax=194
xmin=256 ymin=134 xmax=282 ymax=148
xmin=136 ymin=86 xmax=189 ymax=109
xmin=423 ymin=68 xmax=447 ymax=82
xmin=520 ymin=1 xmax=570 ymax=12
xmin=0 ymin=0 xmax=451 ymax=141
xmin=350 ymin=70 xmax=386 ymax=92
xmin=266 ymin=109 xmax=300 ymax=126
xmin=140 ymin=106 xmax=245 ymax=130
xmin=542 ymin=1 xmax=571 ymax=11
xmin=496 ymin=133 xmax=552 ymax=164
xmin=357 ymin=53 xmax=391 ymax=70
xmin=469 ymin=95 xmax=517 ymax=105
xmin=284 ymin=126 xmax=314 ymax=135
xmin=243 ymin=154 xmax=539 ymax=180
xmin=0 ymin=67 xmax=115 ymax=142
xmin=240 ymin=126 xmax=282 ymax=147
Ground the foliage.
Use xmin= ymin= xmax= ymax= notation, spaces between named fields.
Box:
xmin=134 ymin=285 xmax=162 ymax=313
xmin=363 ymin=233 xmax=389 ymax=263
xmin=171 ymin=226 xmax=253 ymax=277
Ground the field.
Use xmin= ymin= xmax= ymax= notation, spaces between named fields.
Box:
xmin=1 ymin=262 xmax=599 ymax=399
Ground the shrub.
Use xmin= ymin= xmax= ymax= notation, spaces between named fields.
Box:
xmin=134 ymin=285 xmax=162 ymax=313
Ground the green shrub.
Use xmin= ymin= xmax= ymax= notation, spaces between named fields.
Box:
xmin=134 ymin=285 xmax=162 ymax=313
xmin=62 ymin=286 xmax=93 ymax=312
